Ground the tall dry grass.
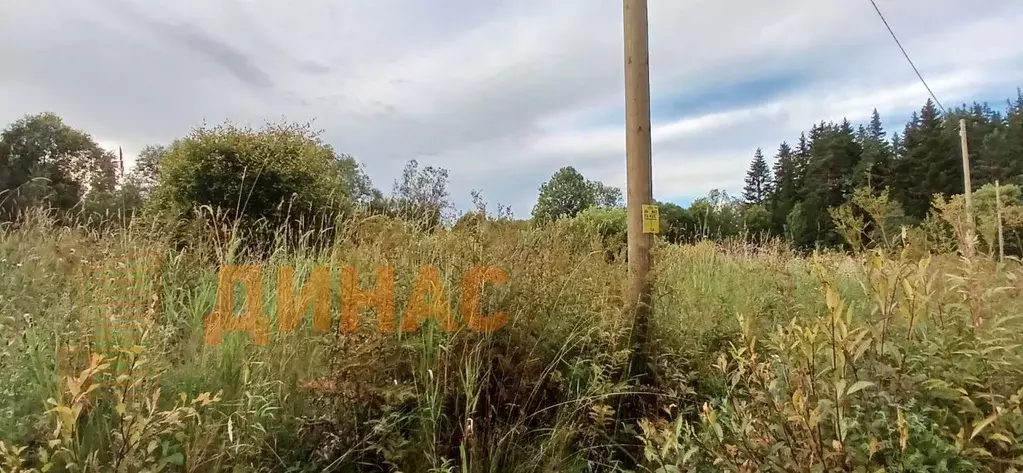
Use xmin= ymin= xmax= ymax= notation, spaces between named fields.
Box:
xmin=1 ymin=208 xmax=1021 ymax=472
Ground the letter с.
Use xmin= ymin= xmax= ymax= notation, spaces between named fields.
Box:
xmin=460 ymin=266 xmax=509 ymax=332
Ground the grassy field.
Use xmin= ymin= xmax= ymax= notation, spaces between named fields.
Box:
xmin=2 ymin=210 xmax=1022 ymax=472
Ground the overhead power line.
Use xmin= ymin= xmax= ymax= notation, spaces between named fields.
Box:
xmin=867 ymin=0 xmax=947 ymax=114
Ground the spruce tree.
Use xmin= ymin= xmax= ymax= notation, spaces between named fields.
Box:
xmin=891 ymin=132 xmax=903 ymax=160
xmin=1006 ymin=89 xmax=1023 ymax=183
xmin=897 ymin=100 xmax=958 ymax=218
xmin=801 ymin=120 xmax=862 ymax=246
xmin=795 ymin=132 xmax=811 ymax=192
xmin=978 ymin=92 xmax=1023 ymax=187
xmin=855 ymin=109 xmax=893 ymax=190
xmin=720 ymin=87 xmax=1023 ymax=249
xmin=771 ymin=142 xmax=799 ymax=233
xmin=742 ymin=147 xmax=773 ymax=205
xmin=868 ymin=108 xmax=886 ymax=140
xmin=949 ymin=102 xmax=1002 ymax=186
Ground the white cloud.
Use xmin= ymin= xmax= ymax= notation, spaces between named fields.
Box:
xmin=1 ymin=0 xmax=1021 ymax=217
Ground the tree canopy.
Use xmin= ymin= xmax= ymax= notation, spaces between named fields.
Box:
xmin=0 ymin=112 xmax=116 ymax=220
xmin=3 ymin=87 xmax=1023 ymax=255
xmin=147 ymin=120 xmax=373 ymax=238
xmin=531 ymin=166 xmax=622 ymax=222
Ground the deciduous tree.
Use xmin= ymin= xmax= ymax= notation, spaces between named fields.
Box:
xmin=0 ymin=112 xmax=116 ymax=220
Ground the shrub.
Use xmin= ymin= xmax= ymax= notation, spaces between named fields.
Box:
xmin=147 ymin=120 xmax=371 ymax=246
xmin=568 ymin=206 xmax=627 ymax=258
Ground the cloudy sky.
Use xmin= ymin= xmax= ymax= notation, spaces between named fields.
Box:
xmin=2 ymin=0 xmax=1022 ymax=217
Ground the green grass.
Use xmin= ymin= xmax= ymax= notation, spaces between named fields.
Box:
xmin=2 ymin=210 xmax=1022 ymax=472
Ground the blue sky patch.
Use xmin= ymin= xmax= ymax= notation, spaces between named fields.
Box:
xmin=651 ymin=70 xmax=805 ymax=123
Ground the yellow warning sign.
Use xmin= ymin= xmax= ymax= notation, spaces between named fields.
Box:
xmin=642 ymin=204 xmax=659 ymax=234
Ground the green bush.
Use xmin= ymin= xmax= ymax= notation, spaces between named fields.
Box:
xmin=568 ymin=206 xmax=627 ymax=257
xmin=148 ymin=120 xmax=370 ymax=245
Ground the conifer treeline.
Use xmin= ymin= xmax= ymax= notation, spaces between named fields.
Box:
xmin=741 ymin=89 xmax=1023 ymax=248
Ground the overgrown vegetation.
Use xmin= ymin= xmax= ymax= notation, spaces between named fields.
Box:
xmin=2 ymin=88 xmax=1023 ymax=471
xmin=2 ymin=201 xmax=1021 ymax=471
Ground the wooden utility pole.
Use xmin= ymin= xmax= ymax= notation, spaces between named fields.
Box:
xmin=996 ymin=180 xmax=1005 ymax=262
xmin=623 ymin=0 xmax=654 ymax=382
xmin=959 ymin=119 xmax=975 ymax=256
